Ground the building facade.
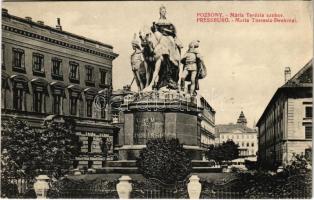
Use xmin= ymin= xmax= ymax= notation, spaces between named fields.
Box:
xmin=215 ymin=111 xmax=258 ymax=159
xmin=198 ymin=96 xmax=216 ymax=148
xmin=257 ymin=60 xmax=312 ymax=167
xmin=1 ymin=9 xmax=119 ymax=169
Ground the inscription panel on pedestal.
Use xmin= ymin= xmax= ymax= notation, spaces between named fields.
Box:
xmin=133 ymin=112 xmax=165 ymax=144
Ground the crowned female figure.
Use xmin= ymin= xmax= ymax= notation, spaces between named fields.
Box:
xmin=145 ymin=5 xmax=182 ymax=91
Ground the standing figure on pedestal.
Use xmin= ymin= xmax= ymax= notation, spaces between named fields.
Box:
xmin=181 ymin=40 xmax=207 ymax=96
xmin=130 ymin=34 xmax=149 ymax=91
xmin=142 ymin=5 xmax=182 ymax=91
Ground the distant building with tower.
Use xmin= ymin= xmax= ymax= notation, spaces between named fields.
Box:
xmin=256 ymin=60 xmax=312 ymax=167
xmin=215 ymin=111 xmax=258 ymax=160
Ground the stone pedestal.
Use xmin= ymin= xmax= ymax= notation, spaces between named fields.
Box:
xmin=116 ymin=90 xmax=204 ymax=161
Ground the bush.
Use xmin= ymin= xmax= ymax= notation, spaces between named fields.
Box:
xmin=236 ymin=154 xmax=312 ymax=198
xmin=244 ymin=160 xmax=257 ymax=170
xmin=230 ymin=166 xmax=241 ymax=173
xmin=283 ymin=154 xmax=312 ymax=176
xmin=136 ymin=137 xmax=192 ymax=184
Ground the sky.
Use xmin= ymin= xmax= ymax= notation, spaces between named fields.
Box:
xmin=3 ymin=1 xmax=313 ymax=126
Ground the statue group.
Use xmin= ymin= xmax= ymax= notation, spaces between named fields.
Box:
xmin=130 ymin=5 xmax=207 ymax=96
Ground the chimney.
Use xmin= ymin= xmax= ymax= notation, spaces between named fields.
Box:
xmin=284 ymin=67 xmax=291 ymax=83
xmin=25 ymin=16 xmax=32 ymax=22
xmin=37 ymin=20 xmax=44 ymax=25
xmin=2 ymin=8 xmax=8 ymax=15
xmin=56 ymin=18 xmax=62 ymax=31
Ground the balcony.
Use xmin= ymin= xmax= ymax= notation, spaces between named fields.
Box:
xmin=12 ymin=66 xmax=26 ymax=73
xmin=69 ymin=77 xmax=80 ymax=84
xmin=51 ymin=73 xmax=63 ymax=81
xmin=33 ymin=70 xmax=45 ymax=77
xmin=99 ymin=83 xmax=110 ymax=89
xmin=85 ymin=80 xmax=95 ymax=87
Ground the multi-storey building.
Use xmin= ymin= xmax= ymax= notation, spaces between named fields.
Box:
xmin=215 ymin=111 xmax=258 ymax=159
xmin=1 ymin=9 xmax=119 ymax=169
xmin=198 ymin=96 xmax=216 ymax=148
xmin=257 ymin=60 xmax=312 ymax=167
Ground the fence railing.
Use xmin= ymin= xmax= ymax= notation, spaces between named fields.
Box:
xmin=2 ymin=173 xmax=312 ymax=199
xmin=131 ymin=178 xmax=188 ymax=199
xmin=2 ymin=177 xmax=35 ymax=198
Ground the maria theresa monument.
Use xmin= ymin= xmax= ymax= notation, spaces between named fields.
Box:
xmin=115 ymin=5 xmax=210 ymax=161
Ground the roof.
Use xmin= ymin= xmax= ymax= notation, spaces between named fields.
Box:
xmin=200 ymin=96 xmax=216 ymax=113
xmin=256 ymin=59 xmax=313 ymax=126
xmin=2 ymin=8 xmax=115 ymax=52
xmin=283 ymin=60 xmax=313 ymax=88
xmin=215 ymin=123 xmax=257 ymax=135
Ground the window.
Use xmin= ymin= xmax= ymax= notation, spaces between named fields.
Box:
xmin=237 ymin=135 xmax=239 ymax=139
xmin=86 ymin=66 xmax=94 ymax=82
xmin=242 ymin=142 xmax=244 ymax=147
xmin=2 ymin=78 xmax=8 ymax=108
xmin=88 ymin=161 xmax=93 ymax=169
xmin=100 ymin=69 xmax=107 ymax=85
xmin=99 ymin=89 xmax=108 ymax=119
xmin=52 ymin=58 xmax=62 ymax=78
xmin=86 ymin=99 xmax=93 ymax=117
xmin=73 ymin=160 xmax=79 ymax=169
xmin=13 ymin=87 xmax=24 ymax=111
xmin=88 ymin=137 xmax=93 ymax=152
xmin=2 ymin=44 xmax=5 ymax=69
xmin=247 ymin=142 xmax=249 ymax=147
xmin=12 ymin=48 xmax=25 ymax=70
xmin=102 ymin=161 xmax=106 ymax=167
xmin=251 ymin=142 xmax=254 ymax=147
xmin=33 ymin=91 xmax=43 ymax=113
xmin=53 ymin=95 xmax=62 ymax=114
xmin=100 ymin=137 xmax=109 ymax=153
xmin=69 ymin=62 xmax=79 ymax=82
xmin=305 ymin=107 xmax=312 ymax=118
xmin=70 ymin=97 xmax=78 ymax=115
xmin=101 ymin=101 xmax=106 ymax=119
xmin=32 ymin=53 xmax=44 ymax=73
xmin=305 ymin=148 xmax=312 ymax=160
xmin=305 ymin=126 xmax=312 ymax=139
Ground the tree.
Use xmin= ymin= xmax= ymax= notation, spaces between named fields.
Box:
xmin=207 ymin=140 xmax=239 ymax=165
xmin=38 ymin=117 xmax=82 ymax=178
xmin=206 ymin=144 xmax=224 ymax=165
xmin=221 ymin=140 xmax=239 ymax=163
xmin=136 ymin=137 xmax=192 ymax=184
xmin=1 ymin=117 xmax=82 ymax=180
xmin=1 ymin=118 xmax=42 ymax=198
xmin=1 ymin=118 xmax=41 ymax=179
